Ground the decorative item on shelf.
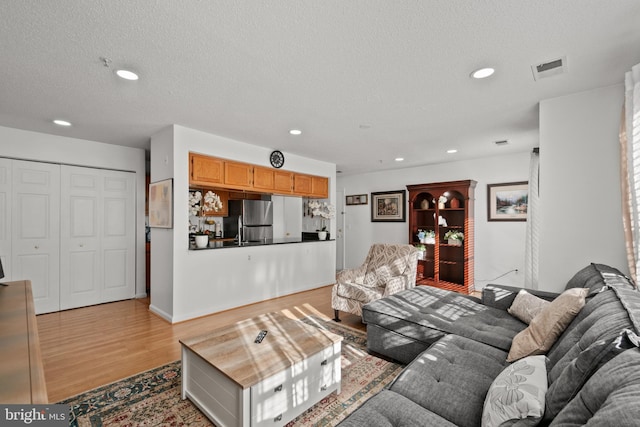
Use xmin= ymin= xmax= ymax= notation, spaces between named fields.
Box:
xmin=450 ymin=197 xmax=460 ymax=208
xmin=416 ymin=244 xmax=426 ymax=260
xmin=417 ymin=229 xmax=435 ymax=244
xmin=420 ymin=199 xmax=429 ymax=209
xmin=443 ymin=230 xmax=464 ymax=246
xmin=309 ymin=200 xmax=335 ymax=240
xmin=438 ymin=195 xmax=447 ymax=210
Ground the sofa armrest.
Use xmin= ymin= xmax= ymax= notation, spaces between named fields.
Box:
xmin=482 ymin=284 xmax=559 ymax=311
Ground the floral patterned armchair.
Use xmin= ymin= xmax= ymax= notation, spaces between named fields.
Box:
xmin=332 ymin=243 xmax=419 ymax=321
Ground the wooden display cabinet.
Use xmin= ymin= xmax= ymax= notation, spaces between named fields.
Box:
xmin=407 ymin=180 xmax=476 ymax=294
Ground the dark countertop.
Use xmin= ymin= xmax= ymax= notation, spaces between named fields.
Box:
xmin=189 ymin=236 xmax=334 ymax=250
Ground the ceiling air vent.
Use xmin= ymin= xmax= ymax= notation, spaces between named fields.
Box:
xmin=531 ymin=56 xmax=567 ymax=81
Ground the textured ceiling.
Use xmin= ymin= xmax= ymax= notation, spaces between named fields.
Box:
xmin=1 ymin=1 xmax=639 ymax=174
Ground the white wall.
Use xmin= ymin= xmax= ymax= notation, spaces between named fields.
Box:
xmin=0 ymin=125 xmax=147 ymax=297
xmin=150 ymin=124 xmax=337 ymax=322
xmin=337 ymin=151 xmax=531 ymax=290
xmin=539 ymin=84 xmax=627 ymax=291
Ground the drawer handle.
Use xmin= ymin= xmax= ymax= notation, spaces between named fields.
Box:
xmin=274 ymin=414 xmax=282 ymax=422
xmin=274 ymin=384 xmax=283 ymax=392
xmin=321 ymin=359 xmax=328 ymax=366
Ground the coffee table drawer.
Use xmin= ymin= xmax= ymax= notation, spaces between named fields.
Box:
xmin=250 ymin=342 xmax=341 ymax=426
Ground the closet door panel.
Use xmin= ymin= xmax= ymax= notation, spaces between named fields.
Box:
xmin=101 ymin=171 xmax=135 ymax=303
xmin=12 ymin=160 xmax=60 ymax=314
xmin=60 ymin=166 xmax=101 ymax=310
xmin=0 ymin=158 xmax=11 ymax=279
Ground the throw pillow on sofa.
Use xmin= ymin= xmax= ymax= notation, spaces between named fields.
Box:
xmin=507 ymin=288 xmax=589 ymax=362
xmin=544 ymin=328 xmax=640 ymax=420
xmin=508 ymin=290 xmax=551 ymax=324
xmin=481 ymin=355 xmax=548 ymax=427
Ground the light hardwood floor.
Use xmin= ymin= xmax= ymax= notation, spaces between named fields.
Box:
xmin=37 ymin=285 xmax=364 ymax=403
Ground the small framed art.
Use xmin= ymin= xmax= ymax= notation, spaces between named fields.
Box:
xmin=487 ymin=181 xmax=528 ymax=222
xmin=346 ymin=194 xmax=368 ymax=205
xmin=371 ymin=190 xmax=406 ymax=222
xmin=149 ymin=178 xmax=174 ymax=228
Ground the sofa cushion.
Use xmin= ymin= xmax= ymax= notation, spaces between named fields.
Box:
xmin=364 ymin=286 xmax=527 ymax=353
xmin=546 ymin=286 xmax=640 ymax=380
xmin=481 ymin=355 xmax=548 ymax=427
xmin=336 ymin=390 xmax=457 ymax=427
xmin=508 ymin=290 xmax=551 ymax=324
xmin=335 ymin=281 xmax=385 ymax=303
xmin=388 ymin=334 xmax=509 ymax=427
xmin=507 ymin=288 xmax=588 ymax=362
xmin=544 ymin=329 xmax=640 ymax=421
xmin=550 ymin=348 xmax=640 ymax=426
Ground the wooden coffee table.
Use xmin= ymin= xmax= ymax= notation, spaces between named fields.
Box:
xmin=180 ymin=312 xmax=342 ymax=427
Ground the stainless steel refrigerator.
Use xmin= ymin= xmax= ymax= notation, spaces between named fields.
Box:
xmin=223 ymin=199 xmax=273 ymax=242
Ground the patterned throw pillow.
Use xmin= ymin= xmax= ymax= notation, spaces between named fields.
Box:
xmin=482 ymin=355 xmax=548 ymax=427
xmin=508 ymin=290 xmax=551 ymax=324
xmin=507 ymin=288 xmax=589 ymax=362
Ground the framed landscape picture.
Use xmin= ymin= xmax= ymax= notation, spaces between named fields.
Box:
xmin=487 ymin=181 xmax=528 ymax=222
xmin=149 ymin=178 xmax=173 ymax=228
xmin=371 ymin=190 xmax=406 ymax=222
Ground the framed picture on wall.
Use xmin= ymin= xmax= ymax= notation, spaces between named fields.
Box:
xmin=346 ymin=194 xmax=368 ymax=205
xmin=371 ymin=190 xmax=406 ymax=222
xmin=149 ymin=178 xmax=174 ymax=228
xmin=487 ymin=181 xmax=528 ymax=222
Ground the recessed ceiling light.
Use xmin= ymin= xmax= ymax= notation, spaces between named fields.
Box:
xmin=53 ymin=119 xmax=72 ymax=127
xmin=470 ymin=67 xmax=495 ymax=79
xmin=116 ymin=69 xmax=139 ymax=80
xmin=395 ymin=157 xmax=404 ymax=162
xmin=447 ymin=149 xmax=458 ymax=154
xmin=289 ymin=129 xmax=302 ymax=135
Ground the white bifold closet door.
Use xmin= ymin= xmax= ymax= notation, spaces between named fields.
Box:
xmin=60 ymin=166 xmax=135 ymax=310
xmin=11 ymin=160 xmax=61 ymax=314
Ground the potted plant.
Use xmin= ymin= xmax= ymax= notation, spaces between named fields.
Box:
xmin=309 ymin=200 xmax=335 ymax=240
xmin=443 ymin=230 xmax=464 ymax=246
xmin=189 ymin=190 xmax=223 ymax=248
xmin=417 ymin=229 xmax=435 ymax=244
xmin=415 ymin=244 xmax=426 ymax=260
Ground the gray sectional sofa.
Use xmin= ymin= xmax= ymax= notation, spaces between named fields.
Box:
xmin=337 ymin=263 xmax=640 ymax=426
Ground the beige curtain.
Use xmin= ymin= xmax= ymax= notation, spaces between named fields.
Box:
xmin=621 ymin=63 xmax=640 ymax=282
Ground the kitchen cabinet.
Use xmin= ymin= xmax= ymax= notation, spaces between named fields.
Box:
xmin=252 ymin=166 xmax=276 ymax=191
xmin=407 ymin=180 xmax=476 ymax=295
xmin=311 ymin=176 xmax=329 ymax=198
xmin=293 ymin=174 xmax=312 ymax=195
xmin=190 ymin=153 xmax=224 ymax=186
xmin=224 ymin=161 xmax=253 ymax=189
xmin=188 ymin=152 xmax=328 ymax=198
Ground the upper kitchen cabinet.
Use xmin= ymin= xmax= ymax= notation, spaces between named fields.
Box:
xmin=311 ymin=176 xmax=329 ymax=198
xmin=224 ymin=161 xmax=253 ymax=189
xmin=190 ymin=153 xmax=224 ymax=186
xmin=188 ymin=152 xmax=328 ymax=197
xmin=253 ymin=166 xmax=294 ymax=194
xmin=293 ymin=174 xmax=312 ymax=195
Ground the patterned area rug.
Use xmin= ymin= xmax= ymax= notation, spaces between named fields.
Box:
xmin=60 ymin=316 xmax=403 ymax=426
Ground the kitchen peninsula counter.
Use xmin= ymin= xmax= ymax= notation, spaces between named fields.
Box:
xmin=189 ymin=237 xmax=334 ymax=250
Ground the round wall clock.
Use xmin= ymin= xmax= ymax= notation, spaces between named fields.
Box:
xmin=270 ymin=150 xmax=285 ymax=168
